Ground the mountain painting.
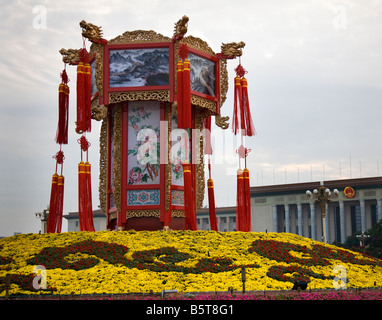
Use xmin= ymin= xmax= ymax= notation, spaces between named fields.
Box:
xmin=109 ymin=48 xmax=170 ymax=88
xmin=188 ymin=53 xmax=216 ymax=97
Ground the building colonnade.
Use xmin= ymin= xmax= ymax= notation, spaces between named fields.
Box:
xmin=272 ymin=199 xmax=382 ymax=243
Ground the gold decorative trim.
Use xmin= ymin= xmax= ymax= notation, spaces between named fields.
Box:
xmin=109 ymin=211 xmax=117 ymax=221
xmin=172 ymin=210 xmax=185 ymax=218
xmin=99 ymin=117 xmax=108 ymax=214
xmin=109 ymin=90 xmax=170 ymax=104
xmin=126 ymin=209 xmax=160 ymax=219
xmin=173 ymin=15 xmax=189 ymax=40
xmin=95 ymin=51 xmax=104 ymax=97
xmin=59 ymin=48 xmax=80 ymax=65
xmin=80 ymin=20 xmax=104 ymax=43
xmin=191 ymin=95 xmax=216 ymax=115
xmin=89 ymin=42 xmax=104 ymax=97
xmin=219 ymin=59 xmax=228 ymax=107
xmin=165 ymin=102 xmax=172 ymax=212
xmin=195 ymin=110 xmax=205 ymax=213
xmin=220 ymin=41 xmax=246 ymax=58
xmin=184 ymin=35 xmax=215 ymax=56
xmin=215 ymin=113 xmax=230 ymax=130
xmin=92 ymin=104 xmax=108 ymax=121
xmin=108 ymin=30 xmax=171 ymax=45
xmin=112 ymin=106 xmax=123 ymax=214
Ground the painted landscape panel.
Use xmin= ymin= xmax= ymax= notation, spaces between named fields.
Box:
xmin=188 ymin=53 xmax=216 ymax=97
xmin=109 ymin=48 xmax=170 ymax=88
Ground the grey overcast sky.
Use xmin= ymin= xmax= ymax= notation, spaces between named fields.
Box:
xmin=0 ymin=0 xmax=381 ymax=236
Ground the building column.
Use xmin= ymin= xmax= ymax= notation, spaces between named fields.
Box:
xmin=310 ymin=202 xmax=316 ymax=241
xmin=360 ymin=199 xmax=366 ymax=232
xmin=297 ymin=203 xmax=303 ymax=236
xmin=339 ymin=201 xmax=346 ymax=244
xmin=284 ymin=204 xmax=290 ymax=233
xmin=272 ymin=205 xmax=278 ymax=233
xmin=377 ymin=199 xmax=382 ymax=222
xmin=325 ymin=203 xmax=330 ymax=244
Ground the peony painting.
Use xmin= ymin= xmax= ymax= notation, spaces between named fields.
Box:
xmin=127 ymin=101 xmax=160 ymax=185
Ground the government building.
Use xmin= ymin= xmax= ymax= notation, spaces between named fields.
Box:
xmin=198 ymin=176 xmax=382 ymax=244
xmin=251 ymin=177 xmax=382 ymax=243
xmin=64 ymin=176 xmax=382 ymax=244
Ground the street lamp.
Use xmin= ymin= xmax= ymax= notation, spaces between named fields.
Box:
xmin=356 ymin=232 xmax=370 ymax=247
xmin=35 ymin=207 xmax=49 ymax=234
xmin=306 ymin=182 xmax=339 ymax=243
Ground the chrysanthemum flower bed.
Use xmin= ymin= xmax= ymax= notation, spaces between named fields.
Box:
xmin=0 ymin=230 xmax=381 ymax=297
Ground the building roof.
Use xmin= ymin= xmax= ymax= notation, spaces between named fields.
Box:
xmin=197 ymin=206 xmax=236 ymax=216
xmin=250 ymin=176 xmax=382 ymax=197
xmin=63 ymin=209 xmax=107 ymax=220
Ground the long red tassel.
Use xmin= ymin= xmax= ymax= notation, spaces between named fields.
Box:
xmin=241 ymin=77 xmax=255 ymax=137
xmin=47 ymin=173 xmax=58 ymax=233
xmin=236 ymin=169 xmax=246 ymax=231
xmin=77 ymin=135 xmax=94 ymax=232
xmin=85 ymin=161 xmax=95 ymax=231
xmin=78 ymin=161 xmax=87 ymax=231
xmin=55 ymin=175 xmax=64 ymax=233
xmin=47 ymin=150 xmax=65 ymax=233
xmin=232 ymin=76 xmax=242 ymax=135
xmin=76 ymin=48 xmax=91 ymax=133
xmin=232 ymin=61 xmax=255 ymax=232
xmin=182 ymin=58 xmax=191 ymax=129
xmin=76 ymin=59 xmax=85 ymax=133
xmin=182 ymin=162 xmax=197 ymax=230
xmin=243 ymin=168 xmax=252 ymax=232
xmin=204 ymin=116 xmax=217 ymax=231
xmin=207 ymin=178 xmax=218 ymax=231
xmin=84 ymin=59 xmax=92 ymax=132
xmin=56 ymin=68 xmax=69 ymax=145
xmin=176 ymin=60 xmax=184 ymax=128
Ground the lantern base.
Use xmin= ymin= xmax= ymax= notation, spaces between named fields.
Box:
xmin=124 ymin=217 xmax=185 ymax=231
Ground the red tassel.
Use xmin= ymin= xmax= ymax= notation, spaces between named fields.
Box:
xmin=236 ymin=169 xmax=246 ymax=231
xmin=56 ymin=69 xmax=69 ymax=145
xmin=47 ymin=173 xmax=58 ymax=233
xmin=243 ymin=168 xmax=252 ymax=232
xmin=232 ymin=76 xmax=242 ymax=135
xmin=47 ymin=150 xmax=65 ymax=233
xmin=85 ymin=161 xmax=95 ymax=231
xmin=182 ymin=162 xmax=197 ymax=230
xmin=241 ymin=77 xmax=255 ymax=137
xmin=78 ymin=161 xmax=88 ymax=231
xmin=77 ymin=135 xmax=93 ymax=231
xmin=55 ymin=175 xmax=64 ymax=233
xmin=176 ymin=60 xmax=184 ymax=128
xmin=207 ymin=179 xmax=218 ymax=231
xmin=84 ymin=62 xmax=92 ymax=132
xmin=182 ymin=59 xmax=191 ymax=129
xmin=76 ymin=61 xmax=85 ymax=133
xmin=76 ymin=48 xmax=91 ymax=133
xmin=78 ymin=160 xmax=95 ymax=231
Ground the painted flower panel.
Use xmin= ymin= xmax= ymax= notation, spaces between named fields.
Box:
xmin=127 ymin=101 xmax=160 ymax=185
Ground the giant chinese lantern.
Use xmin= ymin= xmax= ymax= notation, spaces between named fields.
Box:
xmin=57 ymin=17 xmax=251 ymax=231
